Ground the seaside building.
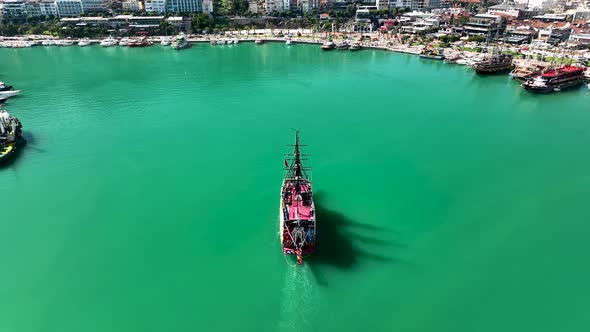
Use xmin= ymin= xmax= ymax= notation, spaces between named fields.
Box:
xmin=298 ymin=0 xmax=318 ymax=12
xmin=80 ymin=0 xmax=104 ymax=12
xmin=166 ymin=16 xmax=191 ymax=30
xmin=247 ymin=0 xmax=260 ymax=13
xmin=55 ymin=0 xmax=83 ymax=16
xmin=571 ymin=7 xmax=590 ymax=20
xmin=122 ymin=0 xmax=141 ymax=11
xmin=401 ymin=17 xmax=441 ymax=33
xmin=390 ymin=0 xmax=413 ymax=8
xmin=0 ymin=0 xmax=26 ymax=18
xmin=60 ymin=16 xmax=109 ymax=26
xmin=166 ymin=0 xmax=201 ymax=13
xmin=265 ymin=0 xmax=289 ymax=13
xmin=201 ymin=0 xmax=212 ymax=13
xmin=505 ymin=23 xmax=536 ymax=43
xmin=537 ymin=23 xmax=571 ymax=43
xmin=25 ymin=0 xmax=42 ymax=16
xmin=128 ymin=15 xmax=164 ymax=28
xmin=487 ymin=0 xmax=523 ymax=18
xmin=532 ymin=13 xmax=568 ymax=21
xmin=463 ymin=14 xmax=505 ymax=38
xmin=39 ymin=0 xmax=58 ymax=15
xmin=144 ymin=0 xmax=166 ymax=12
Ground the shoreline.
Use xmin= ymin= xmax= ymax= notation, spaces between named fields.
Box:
xmin=1 ymin=35 xmax=589 ymax=77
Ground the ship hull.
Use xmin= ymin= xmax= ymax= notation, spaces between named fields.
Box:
xmin=280 ymin=179 xmax=316 ymax=263
xmin=474 ymin=65 xmax=514 ymax=74
xmin=522 ymin=79 xmax=585 ymax=93
xmin=420 ymin=55 xmax=445 ymax=60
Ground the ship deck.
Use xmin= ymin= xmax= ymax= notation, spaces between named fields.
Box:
xmin=283 ymin=182 xmax=314 ymax=221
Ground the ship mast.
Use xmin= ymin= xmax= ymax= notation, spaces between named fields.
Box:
xmin=293 ymin=130 xmax=302 ymax=178
xmin=286 ymin=130 xmax=309 ymax=180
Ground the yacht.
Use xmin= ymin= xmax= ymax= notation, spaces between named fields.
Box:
xmin=286 ymin=39 xmax=293 ymax=46
xmin=217 ymin=39 xmax=226 ymax=45
xmin=42 ymin=40 xmax=55 ymax=46
xmin=232 ymin=38 xmax=239 ymax=44
xmin=0 ymin=81 xmax=13 ymax=92
xmin=336 ymin=41 xmax=350 ymax=50
xmin=161 ymin=37 xmax=172 ymax=46
xmin=78 ymin=38 xmax=91 ymax=47
xmin=119 ymin=37 xmax=130 ymax=46
xmin=171 ymin=33 xmax=190 ymax=50
xmin=56 ymin=40 xmax=74 ymax=46
xmin=0 ymin=90 xmax=21 ymax=99
xmin=349 ymin=42 xmax=361 ymax=51
xmin=320 ymin=41 xmax=335 ymax=50
xmin=128 ymin=37 xmax=152 ymax=47
xmin=255 ymin=39 xmax=264 ymax=44
xmin=419 ymin=47 xmax=445 ymax=60
xmin=100 ymin=37 xmax=118 ymax=47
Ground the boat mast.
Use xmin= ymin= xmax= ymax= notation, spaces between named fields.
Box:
xmin=293 ymin=130 xmax=302 ymax=178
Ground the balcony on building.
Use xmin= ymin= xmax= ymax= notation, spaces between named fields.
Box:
xmin=463 ymin=14 xmax=505 ymax=38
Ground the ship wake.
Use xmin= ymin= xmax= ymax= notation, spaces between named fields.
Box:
xmin=278 ymin=264 xmax=318 ymax=332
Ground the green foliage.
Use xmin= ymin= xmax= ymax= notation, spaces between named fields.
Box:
xmin=468 ymin=35 xmax=486 ymax=43
xmin=156 ymin=21 xmax=178 ymax=35
xmin=219 ymin=0 xmax=234 ymax=15
xmin=192 ymin=13 xmax=214 ymax=32
xmin=454 ymin=16 xmax=469 ymax=26
xmin=234 ymin=0 xmax=249 ymax=15
xmin=439 ymin=34 xmax=460 ymax=44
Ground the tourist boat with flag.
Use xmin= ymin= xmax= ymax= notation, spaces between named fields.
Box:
xmin=521 ymin=65 xmax=586 ymax=93
xmin=280 ymin=131 xmax=316 ymax=265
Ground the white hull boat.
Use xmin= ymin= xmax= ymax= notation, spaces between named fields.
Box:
xmin=0 ymin=90 xmax=21 ymax=98
xmin=100 ymin=37 xmax=118 ymax=47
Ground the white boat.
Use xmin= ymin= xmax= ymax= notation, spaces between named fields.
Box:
xmin=100 ymin=37 xmax=118 ymax=47
xmin=216 ymin=40 xmax=226 ymax=45
xmin=286 ymin=39 xmax=293 ymax=46
xmin=0 ymin=90 xmax=21 ymax=99
xmin=255 ymin=39 xmax=264 ymax=44
xmin=587 ymin=83 xmax=590 ymax=90
xmin=232 ymin=38 xmax=239 ymax=44
xmin=78 ymin=38 xmax=91 ymax=46
xmin=55 ymin=40 xmax=74 ymax=46
xmin=42 ymin=40 xmax=55 ymax=46
xmin=171 ymin=33 xmax=189 ymax=50
xmin=119 ymin=38 xmax=130 ymax=46
xmin=161 ymin=37 xmax=171 ymax=46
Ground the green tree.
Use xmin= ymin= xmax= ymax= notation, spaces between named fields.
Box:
xmin=192 ymin=13 xmax=214 ymax=32
xmin=234 ymin=0 xmax=249 ymax=14
xmin=219 ymin=0 xmax=234 ymax=15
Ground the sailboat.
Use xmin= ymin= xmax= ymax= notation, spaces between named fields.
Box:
xmin=473 ymin=32 xmax=513 ymax=74
xmin=280 ymin=131 xmax=316 ymax=265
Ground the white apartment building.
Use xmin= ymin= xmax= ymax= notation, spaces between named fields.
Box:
xmin=166 ymin=0 xmax=200 ymax=13
xmin=55 ymin=0 xmax=83 ymax=16
xmin=122 ymin=0 xmax=141 ymax=11
xmin=81 ymin=0 xmax=104 ymax=12
xmin=40 ymin=0 xmax=58 ymax=15
xmin=144 ymin=0 xmax=166 ymax=12
xmin=0 ymin=0 xmax=26 ymax=18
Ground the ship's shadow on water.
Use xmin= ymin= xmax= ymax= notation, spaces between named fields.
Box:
xmin=307 ymin=192 xmax=405 ymax=286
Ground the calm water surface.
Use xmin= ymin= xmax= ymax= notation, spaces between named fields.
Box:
xmin=1 ymin=43 xmax=590 ymax=332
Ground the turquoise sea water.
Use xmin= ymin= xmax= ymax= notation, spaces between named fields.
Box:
xmin=1 ymin=43 xmax=590 ymax=332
